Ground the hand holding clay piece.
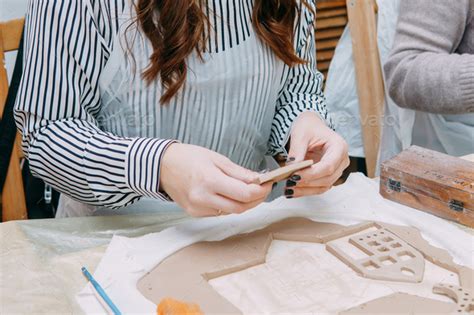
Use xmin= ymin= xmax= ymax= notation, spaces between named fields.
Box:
xmin=255 ymin=160 xmax=313 ymax=185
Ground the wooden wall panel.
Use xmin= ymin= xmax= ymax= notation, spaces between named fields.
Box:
xmin=315 ymin=0 xmax=348 ymax=78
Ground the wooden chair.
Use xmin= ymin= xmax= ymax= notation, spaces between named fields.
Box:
xmin=0 ymin=18 xmax=27 ymax=221
xmin=315 ymin=0 xmax=384 ymax=178
xmin=315 ymin=0 xmax=348 ymax=79
xmin=346 ymin=0 xmax=384 ymax=178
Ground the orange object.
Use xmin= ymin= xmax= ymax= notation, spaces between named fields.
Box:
xmin=157 ymin=298 xmax=203 ymax=315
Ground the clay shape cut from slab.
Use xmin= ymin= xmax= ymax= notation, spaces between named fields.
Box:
xmin=136 ymin=218 xmax=474 ymax=314
xmin=433 ymin=283 xmax=474 ymax=313
xmin=340 ymin=292 xmax=456 ymax=314
xmin=256 ymin=160 xmax=313 ymax=184
xmin=378 ymin=222 xmax=474 ymax=290
xmin=137 ymin=219 xmax=373 ymax=314
xmin=326 ymin=228 xmax=425 ymax=283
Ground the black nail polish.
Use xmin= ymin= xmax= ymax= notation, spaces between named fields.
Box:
xmin=286 ymin=195 xmax=294 ymax=199
xmin=286 ymin=180 xmax=296 ymax=187
xmin=291 ymin=174 xmax=301 ymax=181
xmin=284 ymin=189 xmax=294 ymax=196
xmin=272 ymin=182 xmax=277 ymax=189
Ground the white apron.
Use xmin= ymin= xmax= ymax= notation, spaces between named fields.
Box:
xmin=57 ymin=3 xmax=286 ymax=217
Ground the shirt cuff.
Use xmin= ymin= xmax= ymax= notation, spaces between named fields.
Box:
xmin=459 ymin=55 xmax=474 ymax=108
xmin=126 ymin=137 xmax=177 ymax=200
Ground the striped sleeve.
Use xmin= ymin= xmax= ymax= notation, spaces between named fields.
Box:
xmin=268 ymin=1 xmax=334 ymax=157
xmin=14 ymin=0 xmax=175 ymax=209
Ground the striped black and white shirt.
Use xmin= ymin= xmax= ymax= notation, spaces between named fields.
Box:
xmin=15 ymin=0 xmax=332 ymax=210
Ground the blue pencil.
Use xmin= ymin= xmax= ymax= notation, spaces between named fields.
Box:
xmin=81 ymin=267 xmax=122 ymax=315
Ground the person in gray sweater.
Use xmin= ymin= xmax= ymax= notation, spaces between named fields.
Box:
xmin=381 ymin=0 xmax=473 ymax=159
xmin=384 ymin=0 xmax=473 ymax=114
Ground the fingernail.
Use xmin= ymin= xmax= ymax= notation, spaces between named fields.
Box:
xmin=286 ymin=180 xmax=297 ymax=187
xmin=286 ymin=195 xmax=294 ymax=199
xmin=286 ymin=157 xmax=296 ymax=163
xmin=291 ymin=174 xmax=301 ymax=181
xmin=272 ymin=182 xmax=277 ymax=189
xmin=284 ymin=188 xmax=294 ymax=196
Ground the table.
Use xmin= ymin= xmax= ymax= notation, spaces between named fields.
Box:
xmin=0 ymin=211 xmax=191 ymax=314
xmin=1 ymin=175 xmax=472 ymax=314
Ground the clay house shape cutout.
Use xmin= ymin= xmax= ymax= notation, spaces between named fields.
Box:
xmin=137 ymin=218 xmax=474 ymax=314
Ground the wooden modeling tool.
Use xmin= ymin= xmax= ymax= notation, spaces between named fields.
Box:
xmin=255 ymin=160 xmax=313 ymax=185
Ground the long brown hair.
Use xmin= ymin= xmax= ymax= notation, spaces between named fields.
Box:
xmin=136 ymin=0 xmax=311 ymax=104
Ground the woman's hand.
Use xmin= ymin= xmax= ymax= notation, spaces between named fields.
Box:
xmin=284 ymin=111 xmax=349 ymax=198
xmin=160 ymin=143 xmax=273 ymax=217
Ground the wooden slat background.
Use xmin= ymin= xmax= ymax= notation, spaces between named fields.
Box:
xmin=315 ymin=0 xmax=348 ymax=79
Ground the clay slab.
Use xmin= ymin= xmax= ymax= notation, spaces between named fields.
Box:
xmin=340 ymin=292 xmax=456 ymax=314
xmin=137 ymin=218 xmax=474 ymax=314
xmin=137 ymin=219 xmax=368 ymax=314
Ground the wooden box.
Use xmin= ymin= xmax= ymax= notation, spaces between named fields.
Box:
xmin=380 ymin=146 xmax=474 ymax=227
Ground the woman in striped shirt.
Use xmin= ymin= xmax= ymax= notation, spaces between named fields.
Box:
xmin=15 ymin=0 xmax=349 ymax=217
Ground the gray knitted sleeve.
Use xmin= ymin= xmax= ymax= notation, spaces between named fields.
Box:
xmin=384 ymin=0 xmax=474 ymax=114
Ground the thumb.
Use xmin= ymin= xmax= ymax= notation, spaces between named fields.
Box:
xmin=287 ymin=131 xmax=309 ymax=163
xmin=216 ymin=157 xmax=259 ymax=184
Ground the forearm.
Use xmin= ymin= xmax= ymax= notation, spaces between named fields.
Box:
xmin=269 ymin=2 xmax=333 ymax=156
xmin=13 ymin=0 xmax=164 ymax=208
xmin=21 ymin=117 xmax=174 ymax=209
xmin=385 ymin=52 xmax=474 ymax=114
xmin=384 ymin=0 xmax=474 ymax=114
